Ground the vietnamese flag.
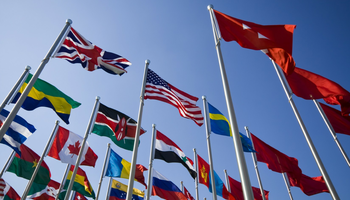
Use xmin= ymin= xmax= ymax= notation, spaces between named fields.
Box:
xmin=213 ymin=9 xmax=296 ymax=75
xmin=7 ymin=144 xmax=51 ymax=185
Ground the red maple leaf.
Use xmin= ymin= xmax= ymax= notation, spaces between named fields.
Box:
xmin=68 ymin=141 xmax=81 ymax=158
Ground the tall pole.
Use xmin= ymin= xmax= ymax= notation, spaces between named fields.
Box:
xmin=0 ymin=19 xmax=72 ymax=142
xmin=55 ymin=164 xmax=71 ymax=200
xmin=105 ymin=177 xmax=113 ymax=200
xmin=146 ymin=124 xmax=156 ymax=200
xmin=207 ymin=5 xmax=254 ymax=200
xmin=0 ymin=151 xmax=15 ymax=179
xmin=64 ymin=96 xmax=100 ymax=200
xmin=181 ymin=181 xmax=184 ymax=193
xmin=271 ymin=60 xmax=339 ymax=200
xmin=313 ymin=99 xmax=350 ymax=167
xmin=96 ymin=143 xmax=111 ymax=200
xmin=282 ymin=172 xmax=294 ymax=200
xmin=223 ymin=170 xmax=231 ymax=193
xmin=245 ymin=126 xmax=266 ymax=200
xmin=0 ymin=66 xmax=31 ymax=113
xmin=202 ymin=96 xmax=217 ymax=200
xmin=126 ymin=60 xmax=150 ymax=200
xmin=21 ymin=120 xmax=60 ymax=200
xmin=193 ymin=148 xmax=199 ymax=200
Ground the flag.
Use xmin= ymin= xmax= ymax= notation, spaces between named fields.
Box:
xmin=213 ymin=9 xmax=296 ymax=75
xmin=151 ymin=169 xmax=187 ymax=200
xmin=47 ymin=126 xmax=98 ymax=167
xmin=27 ymin=179 xmax=60 ymax=200
xmin=144 ymin=69 xmax=204 ymax=126
xmin=0 ymin=178 xmax=20 ymax=200
xmin=320 ymin=102 xmax=350 ymax=136
xmin=54 ymin=27 xmax=131 ymax=75
xmin=208 ymin=102 xmax=255 ymax=152
xmin=11 ymin=73 xmax=81 ymax=124
xmin=0 ymin=108 xmax=36 ymax=156
xmin=73 ymin=192 xmax=87 ymax=200
xmin=92 ymin=103 xmax=146 ymax=151
xmin=287 ymin=173 xmax=329 ymax=196
xmin=286 ymin=67 xmax=350 ymax=116
xmin=183 ymin=186 xmax=195 ymax=200
xmin=109 ymin=179 xmax=144 ymax=200
xmin=228 ymin=175 xmax=269 ymax=200
xmin=58 ymin=165 xmax=95 ymax=199
xmin=7 ymin=144 xmax=51 ymax=185
xmin=250 ymin=133 xmax=302 ymax=184
xmin=154 ymin=130 xmax=197 ymax=179
xmin=105 ymin=148 xmax=148 ymax=188
xmin=196 ymin=155 xmax=232 ymax=199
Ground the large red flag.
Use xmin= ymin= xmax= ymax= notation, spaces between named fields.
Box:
xmin=228 ymin=176 xmax=269 ymax=200
xmin=287 ymin=173 xmax=329 ymax=196
xmin=286 ymin=67 xmax=350 ymax=116
xmin=319 ymin=103 xmax=350 ymax=136
xmin=213 ymin=9 xmax=296 ymax=75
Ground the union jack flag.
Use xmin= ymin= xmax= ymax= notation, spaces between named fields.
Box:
xmin=54 ymin=27 xmax=131 ymax=75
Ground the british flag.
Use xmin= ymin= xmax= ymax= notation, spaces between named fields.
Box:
xmin=54 ymin=27 xmax=131 ymax=75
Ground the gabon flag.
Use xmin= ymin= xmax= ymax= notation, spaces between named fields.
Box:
xmin=48 ymin=126 xmax=98 ymax=167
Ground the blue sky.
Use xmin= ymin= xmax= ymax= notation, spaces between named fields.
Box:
xmin=1 ymin=1 xmax=350 ymax=200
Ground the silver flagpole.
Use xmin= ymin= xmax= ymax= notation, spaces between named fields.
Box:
xmin=126 ymin=59 xmax=150 ymax=200
xmin=0 ymin=66 xmax=31 ymax=113
xmin=55 ymin=164 xmax=71 ymax=200
xmin=271 ymin=60 xmax=339 ymax=199
xmin=223 ymin=170 xmax=231 ymax=193
xmin=313 ymin=99 xmax=350 ymax=167
xmin=96 ymin=143 xmax=111 ymax=200
xmin=105 ymin=177 xmax=113 ymax=200
xmin=70 ymin=191 xmax=76 ymax=200
xmin=202 ymin=96 xmax=217 ymax=200
xmin=0 ymin=19 xmax=72 ymax=142
xmin=193 ymin=148 xmax=199 ymax=200
xmin=282 ymin=172 xmax=294 ymax=200
xmin=21 ymin=120 xmax=60 ymax=200
xmin=245 ymin=126 xmax=266 ymax=200
xmin=181 ymin=181 xmax=184 ymax=193
xmin=0 ymin=150 xmax=15 ymax=179
xmin=146 ymin=124 xmax=156 ymax=200
xmin=207 ymin=5 xmax=254 ymax=200
xmin=64 ymin=96 xmax=100 ymax=200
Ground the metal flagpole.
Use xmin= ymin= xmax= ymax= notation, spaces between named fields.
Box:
xmin=0 ymin=19 xmax=72 ymax=142
xmin=126 ymin=59 xmax=150 ymax=200
xmin=96 ymin=143 xmax=111 ymax=200
xmin=64 ymin=96 xmax=100 ymax=200
xmin=146 ymin=124 xmax=156 ymax=200
xmin=313 ymin=99 xmax=350 ymax=167
xmin=193 ymin=148 xmax=199 ymax=200
xmin=105 ymin=177 xmax=113 ymax=200
xmin=223 ymin=170 xmax=231 ymax=193
xmin=70 ymin=191 xmax=76 ymax=200
xmin=207 ymin=5 xmax=254 ymax=200
xmin=0 ymin=66 xmax=31 ymax=113
xmin=21 ymin=120 xmax=60 ymax=200
xmin=202 ymin=96 xmax=218 ymax=200
xmin=245 ymin=126 xmax=267 ymax=200
xmin=56 ymin=164 xmax=71 ymax=200
xmin=282 ymin=172 xmax=294 ymax=200
xmin=0 ymin=150 xmax=15 ymax=179
xmin=181 ymin=181 xmax=184 ymax=193
xmin=271 ymin=60 xmax=339 ymax=200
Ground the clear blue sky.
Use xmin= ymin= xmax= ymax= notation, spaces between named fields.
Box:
xmin=1 ymin=1 xmax=350 ymax=200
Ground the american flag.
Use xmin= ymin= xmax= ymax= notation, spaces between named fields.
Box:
xmin=55 ymin=27 xmax=131 ymax=75
xmin=144 ymin=69 xmax=204 ymax=126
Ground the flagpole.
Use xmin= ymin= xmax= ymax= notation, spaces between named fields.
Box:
xmin=21 ymin=120 xmax=60 ymax=200
xmin=146 ymin=124 xmax=156 ymax=200
xmin=105 ymin=177 xmax=113 ymax=200
xmin=55 ymin=164 xmax=71 ymax=200
xmin=0 ymin=150 xmax=15 ymax=179
xmin=223 ymin=170 xmax=231 ymax=193
xmin=96 ymin=143 xmax=111 ymax=200
xmin=0 ymin=19 xmax=72 ymax=142
xmin=0 ymin=66 xmax=31 ymax=113
xmin=271 ymin=60 xmax=339 ymax=200
xmin=244 ymin=126 xmax=267 ymax=200
xmin=281 ymin=172 xmax=294 ymax=200
xmin=313 ymin=99 xmax=350 ymax=167
xmin=181 ymin=181 xmax=184 ymax=193
xmin=207 ymin=5 xmax=254 ymax=200
xmin=64 ymin=96 xmax=100 ymax=200
xmin=202 ymin=96 xmax=217 ymax=200
xmin=126 ymin=59 xmax=150 ymax=200
xmin=70 ymin=191 xmax=76 ymax=200
xmin=193 ymin=148 xmax=199 ymax=200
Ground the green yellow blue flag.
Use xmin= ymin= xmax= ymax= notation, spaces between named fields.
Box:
xmin=208 ymin=102 xmax=255 ymax=152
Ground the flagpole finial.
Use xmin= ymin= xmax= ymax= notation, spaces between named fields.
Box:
xmin=244 ymin=126 xmax=248 ymax=131
xmin=66 ymin=19 xmax=73 ymax=25
xmin=202 ymin=95 xmax=206 ymax=100
xmin=55 ymin=120 xmax=60 ymax=125
xmin=145 ymin=59 xmax=150 ymax=64
xmin=207 ymin=4 xmax=213 ymax=10
xmin=96 ymin=96 xmax=100 ymax=100
xmin=25 ymin=65 xmax=31 ymax=70
xmin=152 ymin=124 xmax=156 ymax=128
xmin=193 ymin=148 xmax=196 ymax=152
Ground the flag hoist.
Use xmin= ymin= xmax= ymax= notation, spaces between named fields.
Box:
xmin=207 ymin=5 xmax=254 ymax=200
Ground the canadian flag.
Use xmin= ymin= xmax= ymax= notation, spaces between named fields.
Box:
xmin=48 ymin=126 xmax=98 ymax=167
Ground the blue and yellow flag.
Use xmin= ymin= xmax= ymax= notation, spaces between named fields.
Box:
xmin=208 ymin=102 xmax=255 ymax=152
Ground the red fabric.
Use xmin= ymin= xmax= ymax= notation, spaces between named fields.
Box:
xmin=31 ymin=180 xmax=60 ymax=200
xmin=135 ymin=164 xmax=148 ymax=188
xmin=320 ymin=103 xmax=350 ymax=135
xmin=196 ymin=155 xmax=210 ymax=188
xmin=213 ymin=9 xmax=296 ymax=75
xmin=0 ymin=178 xmax=20 ymax=200
xmin=183 ymin=186 xmax=195 ymax=200
xmin=74 ymin=192 xmax=87 ymax=200
xmin=286 ymin=67 xmax=350 ymax=116
xmin=18 ymin=144 xmax=51 ymax=176
xmin=228 ymin=176 xmax=269 ymax=200
xmin=287 ymin=173 xmax=329 ymax=196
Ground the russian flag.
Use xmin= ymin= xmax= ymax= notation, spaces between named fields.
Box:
xmin=151 ymin=169 xmax=187 ymax=200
